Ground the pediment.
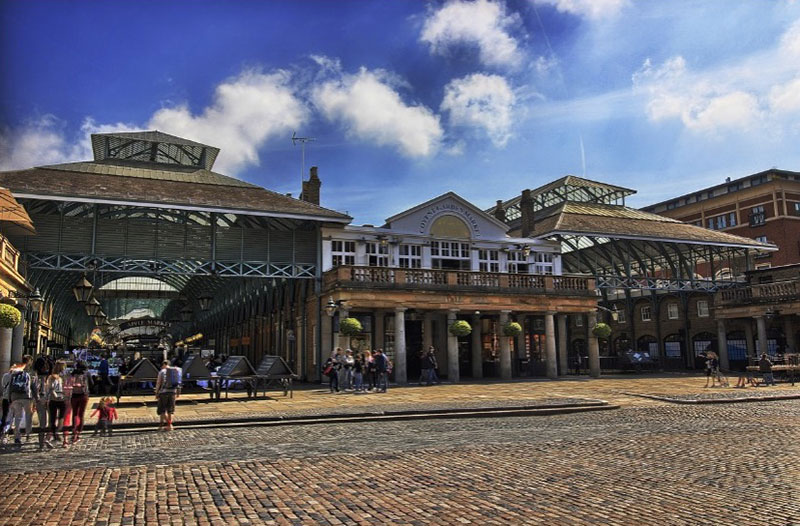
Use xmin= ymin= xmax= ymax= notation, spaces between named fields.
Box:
xmin=384 ymin=192 xmax=508 ymax=239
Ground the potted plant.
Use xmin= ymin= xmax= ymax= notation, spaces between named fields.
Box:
xmin=448 ymin=320 xmax=472 ymax=337
xmin=0 ymin=304 xmax=21 ymax=329
xmin=592 ymin=322 xmax=612 ymax=339
xmin=0 ymin=303 xmax=21 ymax=372
xmin=339 ymin=317 xmax=363 ymax=337
xmin=502 ymin=321 xmax=522 ymax=337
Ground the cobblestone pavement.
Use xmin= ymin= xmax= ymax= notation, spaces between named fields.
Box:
xmin=96 ymin=374 xmax=800 ymax=425
xmin=0 ymin=400 xmax=798 ymax=526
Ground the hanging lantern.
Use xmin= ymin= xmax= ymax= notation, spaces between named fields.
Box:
xmin=198 ymin=292 xmax=213 ymax=311
xmin=180 ymin=305 xmax=193 ymax=322
xmin=72 ymin=276 xmax=94 ymax=303
xmin=92 ymin=311 xmax=107 ymax=325
xmin=85 ymin=297 xmax=102 ymax=316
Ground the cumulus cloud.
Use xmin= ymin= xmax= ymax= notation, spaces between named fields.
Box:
xmin=441 ymin=73 xmax=515 ymax=147
xmin=536 ymin=0 xmax=628 ymax=19
xmin=148 ymin=69 xmax=308 ymax=174
xmin=312 ymin=67 xmax=443 ymax=158
xmin=632 ymin=19 xmax=800 ymax=135
xmin=1 ymin=69 xmax=308 ymax=176
xmin=632 ymin=57 xmax=762 ymax=133
xmin=420 ymin=0 xmax=522 ymax=67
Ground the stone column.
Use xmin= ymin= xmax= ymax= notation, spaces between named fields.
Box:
xmin=471 ymin=312 xmax=482 ymax=379
xmin=447 ymin=309 xmax=459 ymax=383
xmin=0 ymin=327 xmax=12 ymax=374
xmin=545 ymin=312 xmax=557 ymax=379
xmin=587 ymin=311 xmax=601 ymax=378
xmin=394 ymin=308 xmax=407 ymax=384
xmin=557 ymin=314 xmax=568 ymax=376
xmin=744 ymin=320 xmax=755 ymax=361
xmin=320 ymin=312 xmax=332 ymax=361
xmin=515 ymin=316 xmax=526 ymax=375
xmin=499 ymin=310 xmax=512 ymax=380
xmin=785 ymin=316 xmax=796 ymax=352
xmin=337 ymin=308 xmax=350 ymax=350
xmin=716 ymin=319 xmax=729 ymax=371
xmin=756 ymin=315 xmax=768 ymax=356
xmin=375 ymin=310 xmax=385 ymax=351
xmin=422 ymin=311 xmax=433 ymax=350
xmin=11 ymin=318 xmax=24 ymax=363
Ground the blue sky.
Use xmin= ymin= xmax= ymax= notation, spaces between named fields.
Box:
xmin=2 ymin=0 xmax=800 ymax=224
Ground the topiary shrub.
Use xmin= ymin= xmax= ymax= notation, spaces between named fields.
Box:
xmin=448 ymin=320 xmax=472 ymax=337
xmin=592 ymin=322 xmax=612 ymax=339
xmin=339 ymin=317 xmax=363 ymax=336
xmin=0 ymin=304 xmax=22 ymax=329
xmin=502 ymin=321 xmax=523 ymax=337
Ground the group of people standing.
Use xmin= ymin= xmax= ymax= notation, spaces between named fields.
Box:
xmin=0 ymin=355 xmax=114 ymax=448
xmin=323 ymin=348 xmax=391 ymax=393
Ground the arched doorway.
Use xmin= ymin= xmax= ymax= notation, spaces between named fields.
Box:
xmin=663 ymin=333 xmax=684 ymax=369
xmin=692 ymin=331 xmax=716 ymax=369
xmin=637 ymin=335 xmax=658 ymax=359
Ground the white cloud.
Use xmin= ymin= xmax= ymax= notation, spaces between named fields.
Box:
xmin=1 ymin=69 xmax=307 ymax=176
xmin=536 ymin=0 xmax=628 ymax=20
xmin=769 ymin=77 xmax=800 ymax=114
xmin=312 ymin=67 xmax=443 ymax=158
xmin=420 ymin=0 xmax=522 ymax=68
xmin=441 ymin=73 xmax=515 ymax=147
xmin=630 ymin=18 xmax=800 ymax=135
xmin=148 ymin=69 xmax=308 ymax=174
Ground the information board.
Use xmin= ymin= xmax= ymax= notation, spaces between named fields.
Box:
xmin=216 ymin=355 xmax=255 ymax=377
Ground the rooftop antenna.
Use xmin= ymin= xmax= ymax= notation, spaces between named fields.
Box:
xmin=291 ymin=131 xmax=315 ymax=188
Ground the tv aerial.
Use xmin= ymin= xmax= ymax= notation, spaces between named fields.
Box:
xmin=292 ymin=132 xmax=315 ymax=186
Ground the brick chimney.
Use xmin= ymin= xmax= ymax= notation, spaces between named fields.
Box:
xmin=520 ymin=189 xmax=534 ymax=237
xmin=300 ymin=166 xmax=321 ymax=205
xmin=493 ymin=200 xmax=506 ymax=222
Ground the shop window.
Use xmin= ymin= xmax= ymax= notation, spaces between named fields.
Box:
xmin=365 ymin=242 xmax=389 ymax=267
xmin=398 ymin=244 xmax=421 ymax=269
xmin=641 ymin=305 xmax=652 ymax=322
xmin=697 ymin=300 xmax=709 ymax=317
xmin=667 ymin=303 xmax=679 ymax=320
xmin=478 ymin=249 xmax=500 ymax=272
xmin=331 ymin=240 xmax=355 ymax=267
xmin=664 ymin=334 xmax=682 ymax=358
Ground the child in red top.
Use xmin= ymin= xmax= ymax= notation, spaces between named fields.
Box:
xmin=90 ymin=398 xmax=118 ymax=436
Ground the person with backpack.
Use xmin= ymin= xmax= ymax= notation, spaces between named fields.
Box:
xmin=155 ymin=360 xmax=182 ymax=431
xmin=46 ymin=360 xmax=68 ymax=448
xmin=8 ymin=356 xmax=34 ymax=446
xmin=32 ymin=355 xmax=54 ymax=450
xmin=65 ymin=361 xmax=92 ymax=444
xmin=0 ymin=364 xmax=15 ymax=445
xmin=375 ymin=349 xmax=389 ymax=393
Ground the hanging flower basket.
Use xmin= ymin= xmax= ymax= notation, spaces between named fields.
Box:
xmin=502 ymin=321 xmax=523 ymax=337
xmin=592 ymin=322 xmax=612 ymax=339
xmin=448 ymin=320 xmax=472 ymax=337
xmin=339 ymin=317 xmax=363 ymax=337
xmin=0 ymin=304 xmax=22 ymax=329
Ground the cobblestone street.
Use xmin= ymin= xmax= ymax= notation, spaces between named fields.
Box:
xmin=1 ymin=392 xmax=798 ymax=526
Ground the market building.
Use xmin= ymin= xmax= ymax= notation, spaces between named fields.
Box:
xmin=640 ymin=169 xmax=800 ymax=367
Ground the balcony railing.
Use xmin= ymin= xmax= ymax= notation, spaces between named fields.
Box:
xmin=324 ymin=265 xmax=595 ymax=295
xmin=0 ymin=233 xmax=21 ymax=274
xmin=716 ymin=279 xmax=799 ymax=306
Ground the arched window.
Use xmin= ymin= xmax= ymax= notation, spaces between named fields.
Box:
xmin=692 ymin=332 xmax=716 ymax=358
xmin=637 ymin=335 xmax=658 ymax=357
xmin=663 ymin=333 xmax=682 ymax=359
xmin=430 ymin=215 xmax=470 ymax=239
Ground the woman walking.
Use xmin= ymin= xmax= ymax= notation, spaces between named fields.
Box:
xmin=46 ymin=361 xmax=67 ymax=448
xmin=65 ymin=361 xmax=92 ymax=444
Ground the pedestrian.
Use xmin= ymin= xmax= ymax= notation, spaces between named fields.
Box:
xmin=155 ymin=360 xmax=181 ymax=431
xmin=65 ymin=361 xmax=92 ymax=444
xmin=704 ymin=352 xmax=716 ymax=388
xmin=342 ymin=350 xmax=355 ymax=391
xmin=365 ymin=350 xmax=377 ymax=391
xmin=7 ymin=356 xmax=34 ymax=447
xmin=32 ymin=355 xmax=53 ymax=450
xmin=427 ymin=347 xmax=440 ymax=385
xmin=90 ymin=397 xmax=116 ymax=436
xmin=1 ymin=363 xmax=16 ymax=444
xmin=46 ymin=360 xmax=68 ymax=448
xmin=97 ymin=353 xmax=110 ymax=395
xmin=418 ymin=349 xmax=431 ymax=385
xmin=375 ymin=349 xmax=389 ymax=393
xmin=353 ymin=352 xmax=364 ymax=392
xmin=759 ymin=353 xmax=776 ymax=386
xmin=573 ymin=353 xmax=582 ymax=375
xmin=735 ymin=359 xmax=749 ymax=388
xmin=323 ymin=349 xmax=341 ymax=393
